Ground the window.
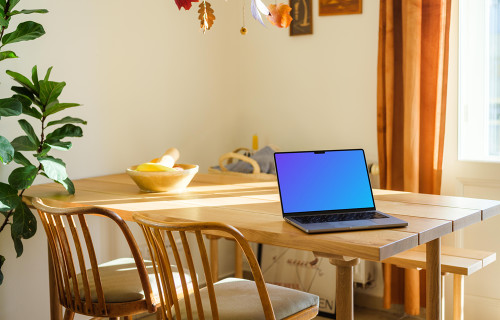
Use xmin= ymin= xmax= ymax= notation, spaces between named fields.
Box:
xmin=459 ymin=0 xmax=500 ymax=161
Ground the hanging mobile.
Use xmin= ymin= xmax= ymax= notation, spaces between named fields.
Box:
xmin=240 ymin=0 xmax=247 ymax=35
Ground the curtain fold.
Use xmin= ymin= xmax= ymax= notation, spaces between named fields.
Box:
xmin=377 ymin=0 xmax=452 ymax=313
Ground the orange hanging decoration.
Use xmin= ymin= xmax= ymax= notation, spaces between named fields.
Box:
xmin=198 ymin=1 xmax=215 ymax=32
xmin=267 ymin=3 xmax=292 ymax=28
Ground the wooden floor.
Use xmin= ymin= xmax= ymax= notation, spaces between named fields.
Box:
xmin=317 ymin=307 xmax=425 ymax=320
xmin=133 ymin=306 xmax=425 ymax=320
xmin=316 ymin=307 xmax=425 ymax=319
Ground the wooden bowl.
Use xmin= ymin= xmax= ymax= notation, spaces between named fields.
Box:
xmin=126 ymin=164 xmax=199 ymax=192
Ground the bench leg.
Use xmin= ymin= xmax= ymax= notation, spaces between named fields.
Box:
xmin=383 ymin=263 xmax=392 ymax=309
xmin=405 ymin=268 xmax=420 ymax=315
xmin=453 ymin=274 xmax=464 ymax=320
xmin=442 ymin=274 xmax=446 ymax=320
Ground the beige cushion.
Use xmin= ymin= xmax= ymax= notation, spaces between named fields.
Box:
xmin=174 ymin=278 xmax=319 ymax=320
xmin=74 ymin=258 xmax=192 ymax=303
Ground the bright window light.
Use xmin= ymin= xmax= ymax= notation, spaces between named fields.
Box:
xmin=459 ymin=0 xmax=500 ymax=161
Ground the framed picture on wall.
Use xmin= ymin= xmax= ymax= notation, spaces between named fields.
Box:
xmin=290 ymin=0 xmax=313 ymax=36
xmin=319 ymin=0 xmax=362 ymax=16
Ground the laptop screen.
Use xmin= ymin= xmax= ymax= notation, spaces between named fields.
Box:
xmin=274 ymin=149 xmax=375 ymax=215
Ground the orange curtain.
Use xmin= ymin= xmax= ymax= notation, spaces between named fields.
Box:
xmin=377 ymin=0 xmax=452 ymax=313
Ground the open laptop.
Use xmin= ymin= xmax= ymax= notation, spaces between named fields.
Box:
xmin=274 ymin=149 xmax=408 ymax=233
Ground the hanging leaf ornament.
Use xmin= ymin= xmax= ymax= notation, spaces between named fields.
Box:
xmin=251 ymin=0 xmax=270 ymax=26
xmin=267 ymin=3 xmax=292 ymax=28
xmin=198 ymin=1 xmax=215 ymax=32
xmin=175 ymin=0 xmax=199 ymax=10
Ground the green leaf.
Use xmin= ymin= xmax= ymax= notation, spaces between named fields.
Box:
xmin=12 ymin=202 xmax=37 ymax=239
xmin=11 ymin=86 xmax=35 ymax=101
xmin=8 ymin=165 xmax=38 ymax=190
xmin=39 ymin=156 xmax=67 ymax=182
xmin=6 ymin=70 xmax=37 ymax=93
xmin=0 ymin=98 xmax=22 ymax=117
xmin=13 ymin=151 xmax=32 ymax=167
xmin=0 ymin=255 xmax=5 ymax=285
xmin=44 ymin=103 xmax=80 ymax=117
xmin=57 ymin=177 xmax=75 ymax=195
xmin=21 ymin=106 xmax=42 ymax=119
xmin=18 ymin=119 xmax=40 ymax=147
xmin=0 ymin=15 xmax=9 ymax=28
xmin=11 ymin=231 xmax=23 ymax=257
xmin=46 ymin=141 xmax=72 ymax=151
xmin=63 ymin=178 xmax=75 ymax=194
xmin=46 ymin=124 xmax=83 ymax=143
xmin=39 ymin=80 xmax=65 ymax=105
xmin=0 ymin=50 xmax=17 ymax=61
xmin=31 ymin=66 xmax=40 ymax=93
xmin=0 ymin=136 xmax=14 ymax=164
xmin=0 ymin=182 xmax=20 ymax=212
xmin=47 ymin=116 xmax=87 ymax=127
xmin=0 ymin=0 xmax=6 ymax=10
xmin=11 ymin=136 xmax=37 ymax=151
xmin=38 ymin=144 xmax=50 ymax=157
xmin=44 ymin=66 xmax=53 ymax=81
xmin=8 ymin=9 xmax=49 ymax=16
xmin=18 ymin=119 xmax=39 ymax=147
xmin=13 ymin=94 xmax=32 ymax=108
xmin=9 ymin=0 xmax=20 ymax=10
xmin=2 ymin=21 xmax=45 ymax=45
xmin=14 ymin=95 xmax=41 ymax=120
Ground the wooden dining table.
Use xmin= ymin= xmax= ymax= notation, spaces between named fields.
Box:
xmin=24 ymin=172 xmax=500 ymax=320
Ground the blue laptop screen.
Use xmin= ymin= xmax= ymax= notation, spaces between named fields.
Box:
xmin=274 ymin=150 xmax=375 ymax=214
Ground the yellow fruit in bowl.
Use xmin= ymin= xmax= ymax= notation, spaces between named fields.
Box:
xmin=135 ymin=163 xmax=176 ymax=172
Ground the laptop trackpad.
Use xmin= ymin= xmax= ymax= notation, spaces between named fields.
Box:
xmin=334 ymin=220 xmax=376 ymax=228
xmin=306 ymin=220 xmax=376 ymax=231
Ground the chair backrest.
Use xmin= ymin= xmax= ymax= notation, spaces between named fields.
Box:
xmin=32 ymin=197 xmax=155 ymax=316
xmin=133 ymin=213 xmax=276 ymax=320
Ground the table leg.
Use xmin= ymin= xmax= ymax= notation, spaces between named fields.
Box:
xmin=426 ymin=238 xmax=441 ymax=320
xmin=206 ymin=235 xmax=220 ymax=282
xmin=235 ymin=243 xmax=243 ymax=278
xmin=48 ymin=242 xmax=62 ymax=320
xmin=314 ymin=252 xmax=359 ymax=320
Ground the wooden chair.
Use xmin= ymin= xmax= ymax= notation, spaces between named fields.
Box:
xmin=33 ymin=197 xmax=187 ymax=320
xmin=133 ymin=213 xmax=320 ymax=320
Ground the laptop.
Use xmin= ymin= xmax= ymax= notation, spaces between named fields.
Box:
xmin=274 ymin=149 xmax=408 ymax=233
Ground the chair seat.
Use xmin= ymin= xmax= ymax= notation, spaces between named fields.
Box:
xmin=175 ymin=278 xmax=319 ymax=320
xmin=74 ymin=258 xmax=192 ymax=303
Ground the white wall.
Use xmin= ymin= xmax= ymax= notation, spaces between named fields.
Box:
xmin=0 ymin=0 xmax=380 ymax=319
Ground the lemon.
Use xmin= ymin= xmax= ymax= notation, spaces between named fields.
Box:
xmin=135 ymin=163 xmax=176 ymax=172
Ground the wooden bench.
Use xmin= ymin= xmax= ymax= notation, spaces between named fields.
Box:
xmin=383 ymin=246 xmax=496 ymax=320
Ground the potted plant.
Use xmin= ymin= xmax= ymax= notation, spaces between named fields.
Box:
xmin=0 ymin=0 xmax=86 ymax=285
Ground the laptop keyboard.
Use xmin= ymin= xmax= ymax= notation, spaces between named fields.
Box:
xmin=293 ymin=211 xmax=388 ymax=224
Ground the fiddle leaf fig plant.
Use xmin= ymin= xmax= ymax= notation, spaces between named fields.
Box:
xmin=0 ymin=0 xmax=85 ymax=285
xmin=0 ymin=66 xmax=86 ymax=285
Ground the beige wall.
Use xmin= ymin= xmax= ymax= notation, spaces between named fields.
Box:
xmin=0 ymin=0 xmax=381 ymax=319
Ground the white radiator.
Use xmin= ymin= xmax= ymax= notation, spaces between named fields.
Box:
xmin=353 ymin=260 xmax=375 ymax=287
